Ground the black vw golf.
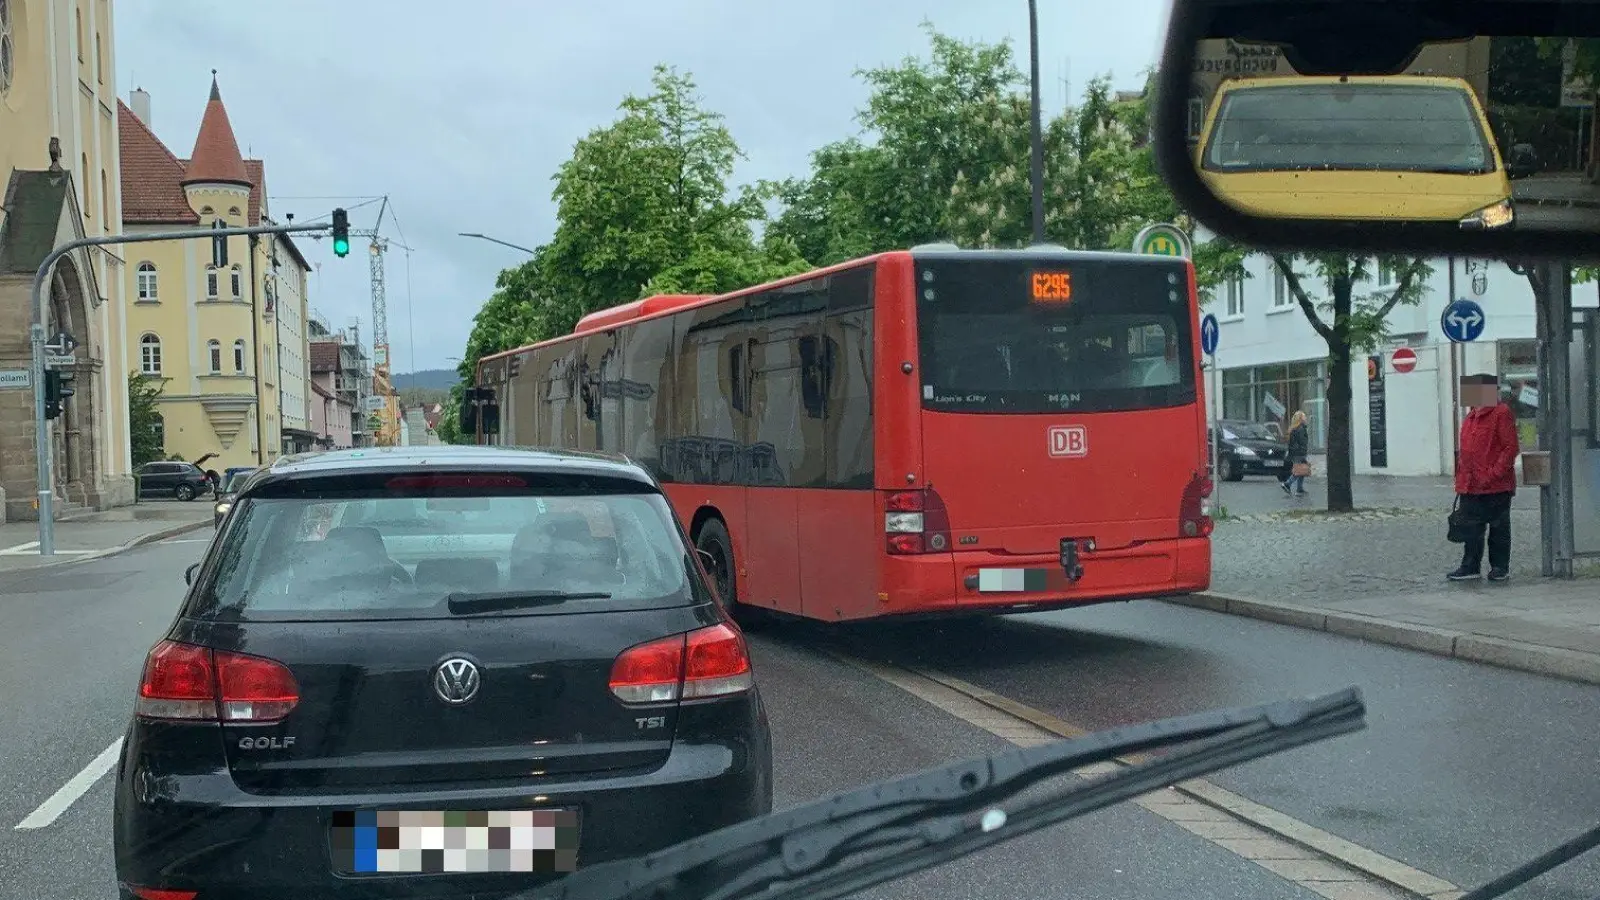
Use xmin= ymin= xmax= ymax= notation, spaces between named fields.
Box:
xmin=113 ymin=446 xmax=774 ymax=900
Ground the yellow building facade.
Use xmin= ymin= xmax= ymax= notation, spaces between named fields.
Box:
xmin=0 ymin=0 xmax=136 ymax=522
xmin=119 ymin=75 xmax=311 ymax=472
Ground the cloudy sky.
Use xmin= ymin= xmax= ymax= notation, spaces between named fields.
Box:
xmin=115 ymin=0 xmax=1169 ymax=373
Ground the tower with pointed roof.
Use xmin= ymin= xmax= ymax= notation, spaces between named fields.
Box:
xmin=182 ymin=72 xmax=253 ymax=225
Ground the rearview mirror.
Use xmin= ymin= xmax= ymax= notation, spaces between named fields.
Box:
xmin=185 ymin=562 xmax=199 ymax=586
xmin=1154 ymin=0 xmax=1600 ymax=259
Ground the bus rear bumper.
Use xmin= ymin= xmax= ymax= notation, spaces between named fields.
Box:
xmin=879 ymin=537 xmax=1211 ymax=617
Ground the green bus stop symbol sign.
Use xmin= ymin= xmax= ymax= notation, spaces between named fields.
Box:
xmin=1134 ymin=223 xmax=1192 ymax=258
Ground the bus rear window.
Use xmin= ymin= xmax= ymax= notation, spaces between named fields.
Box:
xmin=915 ymin=257 xmax=1196 ymax=415
xmin=1202 ymin=83 xmax=1495 ymax=175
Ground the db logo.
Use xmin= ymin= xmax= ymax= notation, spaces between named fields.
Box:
xmin=1048 ymin=425 xmax=1087 ymax=458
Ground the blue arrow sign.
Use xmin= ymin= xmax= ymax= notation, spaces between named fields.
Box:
xmin=1200 ymin=313 xmax=1220 ymax=356
xmin=1440 ymin=298 xmax=1486 ymax=343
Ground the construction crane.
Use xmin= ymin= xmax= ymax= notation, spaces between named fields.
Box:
xmin=344 ymin=196 xmax=412 ymax=446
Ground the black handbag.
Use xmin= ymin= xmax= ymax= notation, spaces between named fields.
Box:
xmin=1447 ymin=496 xmax=1477 ymax=543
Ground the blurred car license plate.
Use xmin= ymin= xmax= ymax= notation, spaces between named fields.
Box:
xmin=330 ymin=809 xmax=579 ymax=874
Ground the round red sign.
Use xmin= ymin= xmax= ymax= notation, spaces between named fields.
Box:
xmin=1391 ymin=346 xmax=1418 ymax=374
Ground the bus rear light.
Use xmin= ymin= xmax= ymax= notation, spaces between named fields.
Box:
xmin=1179 ymin=473 xmax=1215 ymax=538
xmin=883 ymin=488 xmax=952 ymax=554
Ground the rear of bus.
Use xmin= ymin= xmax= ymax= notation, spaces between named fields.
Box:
xmin=876 ymin=248 xmax=1211 ymax=616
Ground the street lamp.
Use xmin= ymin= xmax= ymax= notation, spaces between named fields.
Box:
xmin=458 ymin=232 xmax=537 ymax=255
xmin=1027 ymin=0 xmax=1046 ymax=244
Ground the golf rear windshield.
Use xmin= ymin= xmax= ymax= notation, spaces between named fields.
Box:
xmin=192 ymin=474 xmax=704 ymax=621
xmin=915 ymin=256 xmax=1197 ymax=414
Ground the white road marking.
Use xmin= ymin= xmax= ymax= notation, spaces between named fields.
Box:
xmin=0 ymin=542 xmax=99 ymax=556
xmin=14 ymin=739 xmax=124 ymax=831
xmin=159 ymin=538 xmax=210 ymax=545
xmin=0 ymin=541 xmax=39 ymax=554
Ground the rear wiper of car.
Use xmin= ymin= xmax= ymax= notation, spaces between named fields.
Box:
xmin=445 ymin=590 xmax=612 ymax=615
xmin=515 ymin=687 xmax=1367 ymax=900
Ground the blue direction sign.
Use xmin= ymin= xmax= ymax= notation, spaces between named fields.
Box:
xmin=1200 ymin=313 xmax=1220 ymax=355
xmin=1440 ymin=298 xmax=1486 ymax=343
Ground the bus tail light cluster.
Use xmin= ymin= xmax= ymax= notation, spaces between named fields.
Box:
xmin=136 ymin=641 xmax=300 ymax=723
xmin=1180 ymin=473 xmax=1215 ymax=538
xmin=609 ymin=623 xmax=754 ymax=704
xmin=883 ymin=488 xmax=953 ymax=555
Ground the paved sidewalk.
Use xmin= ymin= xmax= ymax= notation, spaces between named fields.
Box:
xmin=1168 ymin=576 xmax=1600 ymax=686
xmin=0 ymin=503 xmax=213 ymax=573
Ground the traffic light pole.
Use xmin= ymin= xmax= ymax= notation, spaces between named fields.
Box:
xmin=30 ymin=220 xmax=330 ymax=556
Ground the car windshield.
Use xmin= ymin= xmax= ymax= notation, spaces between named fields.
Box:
xmin=1202 ymin=83 xmax=1497 ymax=174
xmin=196 ymin=483 xmax=698 ymax=621
xmin=1221 ymin=421 xmax=1275 ymax=441
xmin=221 ymin=471 xmax=253 ymax=493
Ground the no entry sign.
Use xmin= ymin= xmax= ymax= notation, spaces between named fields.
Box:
xmin=1391 ymin=346 xmax=1418 ymax=374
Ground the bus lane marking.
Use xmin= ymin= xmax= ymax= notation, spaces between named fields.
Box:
xmin=819 ymin=647 xmax=1465 ymax=900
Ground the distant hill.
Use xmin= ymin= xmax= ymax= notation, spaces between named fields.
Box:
xmin=392 ymin=368 xmax=458 ymax=391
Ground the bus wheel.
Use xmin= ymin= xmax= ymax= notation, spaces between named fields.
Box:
xmin=695 ymin=519 xmax=745 ymax=619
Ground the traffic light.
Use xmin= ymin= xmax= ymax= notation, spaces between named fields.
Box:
xmin=331 ymin=208 xmax=350 ymax=258
xmin=211 ymin=219 xmax=228 ymax=267
xmin=44 ymin=369 xmax=75 ymax=420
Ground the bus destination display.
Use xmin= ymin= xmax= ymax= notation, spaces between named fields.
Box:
xmin=1031 ymin=270 xmax=1073 ymax=303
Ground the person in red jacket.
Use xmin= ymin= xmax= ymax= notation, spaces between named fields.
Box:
xmin=1449 ymin=374 xmax=1520 ymax=582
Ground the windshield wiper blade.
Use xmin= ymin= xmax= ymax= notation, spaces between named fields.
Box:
xmin=515 ymin=686 xmax=1366 ymax=900
xmin=445 ymin=590 xmax=612 ymax=615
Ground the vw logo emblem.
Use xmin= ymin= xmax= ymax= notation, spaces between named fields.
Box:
xmin=433 ymin=658 xmax=481 ymax=705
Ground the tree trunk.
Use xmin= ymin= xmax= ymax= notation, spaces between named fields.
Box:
xmin=1325 ymin=338 xmax=1355 ymax=512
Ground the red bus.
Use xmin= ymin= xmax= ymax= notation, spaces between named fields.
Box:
xmin=472 ymin=246 xmax=1212 ymax=622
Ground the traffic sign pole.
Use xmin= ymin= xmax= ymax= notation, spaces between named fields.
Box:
xmin=29 ymin=221 xmax=330 ymax=556
xmin=1198 ymin=312 xmax=1222 ymax=513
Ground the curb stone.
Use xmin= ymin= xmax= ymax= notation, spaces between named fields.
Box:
xmin=1166 ymin=590 xmax=1600 ymax=687
xmin=7 ymin=520 xmax=211 ymax=573
xmin=1219 ymin=507 xmax=1445 ymax=524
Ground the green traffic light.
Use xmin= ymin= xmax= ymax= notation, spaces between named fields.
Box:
xmin=333 ymin=238 xmax=350 ymax=257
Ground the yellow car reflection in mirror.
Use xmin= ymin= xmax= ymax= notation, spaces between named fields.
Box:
xmin=1194 ymin=75 xmax=1515 ymax=229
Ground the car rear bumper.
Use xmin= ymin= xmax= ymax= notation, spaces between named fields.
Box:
xmin=876 ymin=537 xmax=1211 ymax=619
xmin=114 ymin=707 xmax=772 ymax=900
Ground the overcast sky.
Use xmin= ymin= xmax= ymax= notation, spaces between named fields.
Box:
xmin=115 ymin=0 xmax=1168 ymax=373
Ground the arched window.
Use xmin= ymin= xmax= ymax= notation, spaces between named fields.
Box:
xmin=206 ymin=265 xmax=219 ymax=300
xmin=230 ymin=264 xmax=243 ymax=299
xmin=75 ymin=7 xmax=83 ymax=61
xmin=200 ymin=206 xmax=214 ymax=216
xmin=80 ymin=153 xmax=90 ymax=218
xmin=139 ymin=333 xmax=162 ymax=376
xmin=207 ymin=339 xmax=222 ymax=373
xmin=135 ymin=262 xmax=158 ymax=301
xmin=100 ymin=169 xmax=109 ymax=221
xmin=228 ymin=206 xmax=242 ymax=217
xmin=233 ymin=339 xmax=247 ymax=374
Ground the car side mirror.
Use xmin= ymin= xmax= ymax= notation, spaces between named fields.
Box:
xmin=185 ymin=562 xmax=200 ymax=586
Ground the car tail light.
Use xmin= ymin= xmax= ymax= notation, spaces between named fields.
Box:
xmin=136 ymin=640 xmax=300 ymax=723
xmin=385 ymin=473 xmax=527 ymax=489
xmin=1180 ymin=472 xmax=1214 ymax=538
xmin=883 ymin=488 xmax=952 ymax=554
xmin=609 ymin=623 xmax=753 ymax=704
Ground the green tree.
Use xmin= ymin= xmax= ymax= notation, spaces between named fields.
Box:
xmin=1271 ymin=254 xmax=1431 ymax=511
xmin=540 ymin=64 xmax=797 ymax=335
xmin=127 ymin=372 xmax=165 ymax=466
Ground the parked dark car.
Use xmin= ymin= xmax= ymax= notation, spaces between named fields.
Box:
xmin=132 ymin=460 xmax=214 ymax=502
xmin=113 ymin=445 xmax=773 ymax=900
xmin=1210 ymin=419 xmax=1290 ymax=481
xmin=211 ymin=468 xmax=259 ymax=527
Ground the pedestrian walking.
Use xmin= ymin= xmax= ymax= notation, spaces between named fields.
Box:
xmin=1447 ymin=374 xmax=1519 ymax=582
xmin=1280 ymin=410 xmax=1310 ymax=496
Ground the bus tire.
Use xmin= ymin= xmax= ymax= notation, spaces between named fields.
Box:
xmin=695 ymin=518 xmax=740 ymax=611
